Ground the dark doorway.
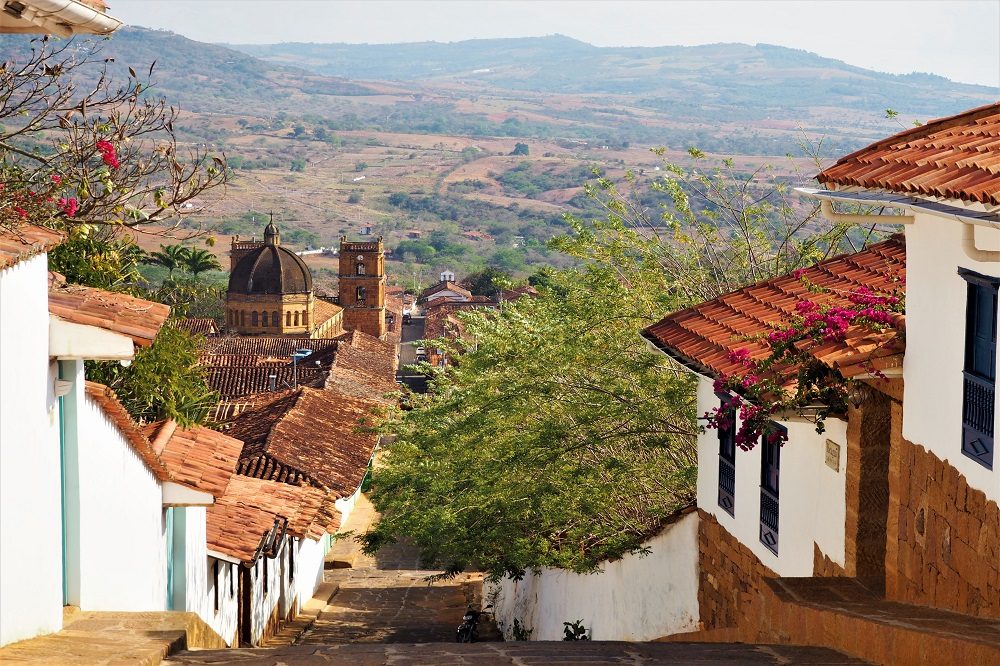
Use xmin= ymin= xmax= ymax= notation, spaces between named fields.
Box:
xmin=238 ymin=565 xmax=252 ymax=646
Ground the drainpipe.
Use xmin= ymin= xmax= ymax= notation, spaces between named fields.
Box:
xmin=960 ymin=222 xmax=1000 ymax=263
xmin=819 ymin=200 xmax=914 ymax=226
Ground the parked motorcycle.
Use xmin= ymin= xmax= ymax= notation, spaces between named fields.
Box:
xmin=455 ymin=604 xmax=492 ymax=643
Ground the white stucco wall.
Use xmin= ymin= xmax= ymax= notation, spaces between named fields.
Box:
xmin=903 ymin=216 xmax=1000 ymax=502
xmin=72 ymin=394 xmax=168 ymax=611
xmin=695 ymin=375 xmax=848 ymax=576
xmin=203 ymin=555 xmax=239 ymax=646
xmin=173 ymin=507 xmax=238 ymax=645
xmin=486 ymin=511 xmax=700 ymax=641
xmin=248 ymin=540 xmax=286 ymax=645
xmin=0 ymin=254 xmax=64 ymax=646
xmin=288 ymin=535 xmax=326 ymax=614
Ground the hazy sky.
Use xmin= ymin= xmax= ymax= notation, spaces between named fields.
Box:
xmin=109 ymin=0 xmax=1000 ymax=88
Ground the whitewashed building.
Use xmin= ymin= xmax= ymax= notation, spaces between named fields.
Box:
xmin=635 ymin=103 xmax=1000 ymax=658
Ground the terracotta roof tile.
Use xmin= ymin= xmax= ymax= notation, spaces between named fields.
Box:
xmin=49 ymin=274 xmax=170 ymax=347
xmin=422 ymin=281 xmax=472 ymax=301
xmin=314 ymin=297 xmax=343 ymax=327
xmin=84 ymin=382 xmax=171 ymax=482
xmin=226 ymin=387 xmax=380 ymax=498
xmin=817 ymin=102 xmax=1000 ymax=206
xmin=175 ymin=318 xmax=219 ymax=337
xmin=206 ymin=475 xmax=339 ymax=563
xmin=0 ymin=225 xmax=63 ymax=271
xmin=641 ymin=236 xmax=906 ymax=383
xmin=199 ymin=336 xmax=341 ymax=399
xmin=143 ymin=420 xmax=242 ymax=497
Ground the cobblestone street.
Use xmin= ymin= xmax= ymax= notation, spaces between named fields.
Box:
xmin=167 ymin=519 xmax=866 ymax=665
xmin=298 ymin=539 xmax=496 ymax=645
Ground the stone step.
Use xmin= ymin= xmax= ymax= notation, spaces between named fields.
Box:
xmin=0 ymin=610 xmax=226 ymax=665
xmin=164 ymin=641 xmax=869 ymax=664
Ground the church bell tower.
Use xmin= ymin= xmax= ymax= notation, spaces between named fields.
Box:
xmin=339 ymin=236 xmax=386 ymax=339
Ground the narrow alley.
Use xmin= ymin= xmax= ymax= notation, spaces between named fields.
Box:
xmin=164 ymin=496 xmax=867 ymax=666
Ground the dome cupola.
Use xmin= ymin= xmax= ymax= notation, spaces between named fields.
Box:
xmin=227 ymin=222 xmax=312 ymax=295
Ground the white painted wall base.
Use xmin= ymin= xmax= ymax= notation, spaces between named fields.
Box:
xmin=486 ymin=511 xmax=700 ymax=641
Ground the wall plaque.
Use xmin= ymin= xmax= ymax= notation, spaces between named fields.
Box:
xmin=825 ymin=439 xmax=841 ymax=472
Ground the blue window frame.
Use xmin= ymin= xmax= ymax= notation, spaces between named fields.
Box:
xmin=716 ymin=393 xmax=736 ymax=517
xmin=960 ymin=269 xmax=998 ymax=469
xmin=759 ymin=423 xmax=784 ymax=555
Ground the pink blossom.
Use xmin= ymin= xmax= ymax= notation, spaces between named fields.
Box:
xmin=50 ymin=174 xmax=61 ymax=185
xmin=58 ymin=197 xmax=78 ymax=217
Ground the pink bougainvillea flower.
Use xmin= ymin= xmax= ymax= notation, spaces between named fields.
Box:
xmin=50 ymin=174 xmax=61 ymax=184
xmin=96 ymin=140 xmax=120 ymax=170
xmin=58 ymin=197 xmax=78 ymax=217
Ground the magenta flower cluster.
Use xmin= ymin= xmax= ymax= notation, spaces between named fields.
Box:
xmin=702 ymin=283 xmax=904 ymax=451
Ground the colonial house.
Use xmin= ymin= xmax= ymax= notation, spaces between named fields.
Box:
xmin=205 ymin=475 xmax=339 ymax=646
xmin=141 ymin=419 xmax=245 ymax=643
xmin=642 ymin=102 xmax=1000 ymax=663
xmin=224 ymin=385 xmax=382 ymax=529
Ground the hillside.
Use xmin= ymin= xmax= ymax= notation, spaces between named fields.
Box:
xmin=2 ymin=28 xmax=994 ymax=288
xmin=230 ymin=35 xmax=996 ymax=118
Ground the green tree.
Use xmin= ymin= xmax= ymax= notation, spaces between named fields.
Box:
xmin=510 ymin=142 xmax=530 ymax=156
xmin=86 ymin=322 xmax=218 ymax=427
xmin=48 ymin=226 xmax=147 ymax=290
xmin=363 ymin=153 xmax=889 ymax=579
xmin=364 ymin=265 xmax=699 ymax=579
xmin=145 ymin=244 xmax=191 ymax=278
xmin=183 ymin=248 xmax=223 ymax=277
xmin=461 ymin=267 xmax=511 ymax=297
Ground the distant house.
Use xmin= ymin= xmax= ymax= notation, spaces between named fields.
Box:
xmin=421 ymin=280 xmax=473 ymax=304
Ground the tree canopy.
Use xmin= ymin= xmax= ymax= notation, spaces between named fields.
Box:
xmin=363 ymin=153 xmax=891 ymax=579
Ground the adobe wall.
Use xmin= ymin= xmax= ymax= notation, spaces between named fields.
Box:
xmin=886 ymin=401 xmax=1000 ymax=618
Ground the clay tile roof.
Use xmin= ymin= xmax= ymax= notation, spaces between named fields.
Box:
xmin=208 ymin=477 xmax=339 ymax=559
xmin=206 ymin=475 xmax=339 ymax=563
xmin=641 ymin=236 xmax=906 ymax=383
xmin=49 ymin=277 xmax=170 ymax=347
xmin=202 ymin=336 xmax=339 ymax=357
xmin=422 ymin=281 xmax=472 ymax=300
xmin=314 ymin=297 xmax=343 ymax=327
xmin=84 ymin=382 xmax=171 ymax=482
xmin=227 ymin=387 xmax=381 ymax=497
xmin=817 ymin=102 xmax=1000 ymax=206
xmin=143 ymin=420 xmax=242 ymax=497
xmin=175 ymin=318 xmax=219 ymax=337
xmin=203 ymin=364 xmax=328 ymax=400
xmin=0 ymin=225 xmax=63 ymax=271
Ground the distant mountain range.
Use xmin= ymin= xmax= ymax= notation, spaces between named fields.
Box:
xmin=0 ymin=29 xmax=995 ymax=155
xmin=229 ymin=34 xmax=996 ymax=118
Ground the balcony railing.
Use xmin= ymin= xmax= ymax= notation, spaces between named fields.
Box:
xmin=962 ymin=371 xmax=995 ymax=469
xmin=718 ymin=457 xmax=735 ymax=516
xmin=759 ymin=486 xmax=779 ymax=555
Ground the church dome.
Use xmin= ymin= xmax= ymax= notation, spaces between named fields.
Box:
xmin=228 ymin=225 xmax=313 ymax=295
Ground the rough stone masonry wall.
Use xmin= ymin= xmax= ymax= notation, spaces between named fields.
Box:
xmin=887 ymin=401 xmax=1000 ymax=618
xmin=696 ymin=510 xmax=776 ymax=630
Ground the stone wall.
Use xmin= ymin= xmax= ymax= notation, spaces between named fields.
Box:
xmin=813 ymin=544 xmax=847 ymax=577
xmin=886 ymin=401 xmax=1000 ymax=618
xmin=696 ymin=510 xmax=775 ymax=630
